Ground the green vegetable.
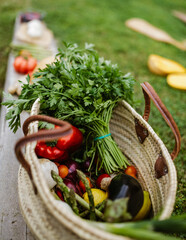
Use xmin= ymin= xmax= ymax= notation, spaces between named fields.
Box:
xmin=91 ymin=214 xmax=186 ymax=240
xmin=104 ymin=198 xmax=132 ymax=223
xmin=68 ymin=189 xmax=79 ymax=215
xmin=79 ymin=210 xmax=90 ymax=218
xmin=10 ymin=43 xmax=53 ymax=60
xmin=52 ymin=170 xmax=79 ymax=215
xmin=2 ymin=42 xmax=135 ymax=173
xmin=51 ymin=170 xmax=104 ymax=220
xmin=77 ymin=170 xmax=96 ymax=220
xmin=96 ymin=200 xmax=106 ymax=212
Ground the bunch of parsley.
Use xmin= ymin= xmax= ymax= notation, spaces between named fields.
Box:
xmin=2 ymin=42 xmax=135 ymax=173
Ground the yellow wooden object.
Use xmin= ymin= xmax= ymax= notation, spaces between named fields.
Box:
xmin=167 ymin=73 xmax=186 ymax=90
xmin=148 ymin=54 xmax=185 ymax=76
xmin=83 ymin=188 xmax=108 ymax=206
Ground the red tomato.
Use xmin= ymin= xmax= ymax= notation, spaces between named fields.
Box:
xmin=96 ymin=173 xmax=111 ymax=189
xmin=79 ymin=177 xmax=92 ymax=193
xmin=125 ymin=165 xmax=137 ymax=178
xmin=58 ymin=165 xmax=69 ymax=179
xmin=13 ymin=56 xmax=37 ymax=74
xmin=27 ymin=57 xmax=37 ymax=70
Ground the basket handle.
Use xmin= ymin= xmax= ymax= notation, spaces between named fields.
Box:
xmin=15 ymin=115 xmax=72 ymax=192
xmin=141 ymin=82 xmax=181 ymax=160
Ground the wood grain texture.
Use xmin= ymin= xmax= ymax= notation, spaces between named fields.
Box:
xmin=0 ymin=15 xmax=57 ymax=240
xmin=0 ymin=55 xmax=33 ymax=239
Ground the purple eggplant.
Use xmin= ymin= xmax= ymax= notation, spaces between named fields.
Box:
xmin=108 ymin=173 xmax=144 ymax=217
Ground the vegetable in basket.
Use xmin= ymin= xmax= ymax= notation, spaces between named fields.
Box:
xmin=124 ymin=165 xmax=137 ymax=178
xmin=83 ymin=188 xmax=108 ymax=206
xmin=39 ymin=158 xmax=59 ymax=189
xmin=35 ymin=141 xmax=69 ymax=161
xmin=52 ymin=170 xmax=186 ymax=240
xmin=64 ymin=159 xmax=80 ymax=180
xmin=133 ymin=190 xmax=151 ymax=221
xmin=2 ymin=42 xmax=135 ymax=174
xmin=63 ymin=178 xmax=82 ymax=196
xmin=96 ymin=173 xmax=111 ymax=190
xmin=35 ymin=124 xmax=83 ymax=162
xmin=51 ymin=170 xmax=104 ymax=220
xmin=55 ymin=125 xmax=83 ymax=151
xmin=92 ymin=214 xmax=186 ymax=240
xmin=58 ymin=164 xmax=69 ymax=178
xmin=52 ymin=169 xmax=148 ymax=222
xmin=106 ymin=173 xmax=144 ymax=220
xmin=79 ymin=176 xmax=93 ymax=193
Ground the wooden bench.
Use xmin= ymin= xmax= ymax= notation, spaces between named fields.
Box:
xmin=0 ymin=15 xmax=57 ymax=240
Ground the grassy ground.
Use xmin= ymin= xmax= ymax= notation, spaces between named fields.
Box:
xmin=0 ymin=0 xmax=185 ymax=235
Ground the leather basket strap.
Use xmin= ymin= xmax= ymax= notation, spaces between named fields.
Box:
xmin=15 ymin=115 xmax=72 ymax=190
xmin=141 ymin=82 xmax=181 ymax=161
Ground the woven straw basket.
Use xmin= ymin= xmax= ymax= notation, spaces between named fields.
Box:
xmin=16 ymin=82 xmax=180 ymax=240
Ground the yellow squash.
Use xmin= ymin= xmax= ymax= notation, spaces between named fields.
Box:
xmin=167 ymin=73 xmax=186 ymax=90
xmin=133 ymin=191 xmax=151 ymax=221
xmin=148 ymin=54 xmax=185 ymax=76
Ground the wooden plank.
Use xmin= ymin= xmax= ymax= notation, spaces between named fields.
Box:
xmin=0 ymin=16 xmax=29 ymax=238
xmin=0 ymin=14 xmax=57 ymax=240
xmin=0 ymin=56 xmax=31 ymax=239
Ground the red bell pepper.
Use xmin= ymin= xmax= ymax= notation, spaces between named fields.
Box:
xmin=55 ymin=125 xmax=83 ymax=152
xmin=35 ymin=141 xmax=69 ymax=162
xmin=56 ymin=189 xmax=64 ymax=201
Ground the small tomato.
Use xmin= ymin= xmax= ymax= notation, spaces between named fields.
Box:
xmin=58 ymin=165 xmax=69 ymax=179
xmin=13 ymin=55 xmax=37 ymax=74
xmin=124 ymin=165 xmax=137 ymax=178
xmin=79 ymin=177 xmax=92 ymax=193
xmin=56 ymin=189 xmax=64 ymax=201
xmin=96 ymin=173 xmax=111 ymax=190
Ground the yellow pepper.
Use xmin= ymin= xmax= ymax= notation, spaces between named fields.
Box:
xmin=83 ymin=188 xmax=108 ymax=206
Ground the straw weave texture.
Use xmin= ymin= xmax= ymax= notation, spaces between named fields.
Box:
xmin=18 ymin=99 xmax=177 ymax=240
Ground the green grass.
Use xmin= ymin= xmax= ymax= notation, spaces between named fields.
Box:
xmin=0 ymin=0 xmax=185 ymax=234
